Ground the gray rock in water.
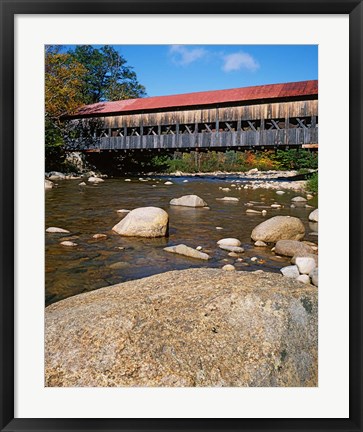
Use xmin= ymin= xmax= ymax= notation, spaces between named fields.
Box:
xmin=291 ymin=253 xmax=318 ymax=266
xmin=164 ymin=244 xmax=210 ymax=260
xmin=295 ymin=257 xmax=316 ymax=275
xmin=46 ymin=227 xmax=70 ymax=234
xmin=219 ymin=245 xmax=245 ymax=253
xmin=275 ymin=240 xmax=313 ymax=257
xmin=112 ymin=207 xmax=169 ymax=238
xmin=45 ymin=179 xmax=54 ymax=189
xmin=309 ymin=209 xmax=319 ymax=222
xmin=88 ymin=177 xmax=104 ymax=184
xmin=291 ymin=196 xmax=307 ymax=203
xmin=280 ymin=265 xmax=300 ymax=279
xmin=45 ymin=268 xmax=317 ymax=387
xmin=170 ymin=195 xmax=207 ymax=208
xmin=217 ymin=238 xmax=241 ymax=247
xmin=48 ymin=171 xmax=66 ymax=181
xmin=251 ymin=216 xmax=305 ymax=242
xmin=216 ymin=197 xmax=239 ymax=202
xmin=60 ymin=241 xmax=77 ymax=247
xmin=310 ymin=268 xmax=318 ymax=286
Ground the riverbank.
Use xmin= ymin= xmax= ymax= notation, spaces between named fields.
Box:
xmin=45 ymin=268 xmax=318 ymax=387
xmin=45 ymin=169 xmax=315 ymax=192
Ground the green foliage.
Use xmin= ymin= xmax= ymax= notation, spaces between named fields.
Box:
xmin=307 ymin=172 xmax=318 ymax=193
xmin=272 ymin=149 xmax=318 ymax=170
xmin=45 ymin=45 xmax=146 ymax=170
xmin=70 ymin=45 xmax=146 ymax=104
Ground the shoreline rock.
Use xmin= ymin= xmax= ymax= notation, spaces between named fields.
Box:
xmin=45 ymin=268 xmax=318 ymax=387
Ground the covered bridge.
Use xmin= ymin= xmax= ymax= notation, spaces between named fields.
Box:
xmin=64 ymin=80 xmax=318 ymax=152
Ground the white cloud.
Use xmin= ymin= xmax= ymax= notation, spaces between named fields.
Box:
xmin=169 ymin=45 xmax=207 ymax=66
xmin=222 ymin=52 xmax=259 ymax=72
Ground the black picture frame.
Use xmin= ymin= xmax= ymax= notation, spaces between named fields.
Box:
xmin=1 ymin=1 xmax=362 ymax=431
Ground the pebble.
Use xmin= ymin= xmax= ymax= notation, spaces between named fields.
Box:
xmin=276 ymin=191 xmax=285 ymax=195
xmin=216 ymin=226 xmax=224 ymax=230
xmin=250 ymin=257 xmax=258 ymax=262
xmin=93 ymin=234 xmax=107 ymax=239
xmin=78 ymin=182 xmax=86 ymax=186
xmin=246 ymin=209 xmax=261 ymax=214
xmin=124 ymin=179 xmax=131 ymax=182
xmin=60 ymin=241 xmax=77 ymax=247
xmin=216 ymin=197 xmax=239 ymax=202
xmin=164 ymin=181 xmax=173 ymax=185
xmin=183 ymin=180 xmax=189 ymax=183
xmin=261 ymin=210 xmax=267 ymax=216
xmin=117 ymin=209 xmax=131 ymax=214
xmin=228 ymin=252 xmax=238 ymax=257
xmin=270 ymin=204 xmax=281 ymax=209
xmin=196 ymin=246 xmax=203 ymax=251
xmin=254 ymin=241 xmax=267 ymax=247
xmin=306 ymin=194 xmax=314 ymax=200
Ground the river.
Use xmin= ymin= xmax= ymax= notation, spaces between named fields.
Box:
xmin=45 ymin=175 xmax=318 ymax=305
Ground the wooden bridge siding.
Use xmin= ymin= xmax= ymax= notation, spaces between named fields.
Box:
xmin=78 ymin=127 xmax=317 ymax=151
xmin=101 ymin=100 xmax=318 ymax=129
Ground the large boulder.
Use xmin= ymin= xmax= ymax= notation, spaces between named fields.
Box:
xmin=112 ymin=207 xmax=169 ymax=238
xmin=170 ymin=195 xmax=207 ymax=208
xmin=275 ymin=240 xmax=313 ymax=257
xmin=251 ymin=216 xmax=305 ymax=242
xmin=164 ymin=244 xmax=210 ymax=260
xmin=45 ymin=268 xmax=318 ymax=387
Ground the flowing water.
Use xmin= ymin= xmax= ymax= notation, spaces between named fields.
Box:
xmin=45 ymin=176 xmax=318 ymax=305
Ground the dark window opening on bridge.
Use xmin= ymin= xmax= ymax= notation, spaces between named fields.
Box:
xmin=219 ymin=121 xmax=237 ymax=132
xmin=179 ymin=124 xmax=195 ymax=134
xmin=161 ymin=125 xmax=176 ymax=135
xmin=241 ymin=120 xmax=262 ymax=131
xmin=265 ymin=118 xmax=285 ymax=130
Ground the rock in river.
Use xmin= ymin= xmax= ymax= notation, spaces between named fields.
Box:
xmin=217 ymin=238 xmax=241 ymax=247
xmin=251 ymin=216 xmax=305 ymax=243
xmin=46 ymin=227 xmax=70 ymax=234
xmin=88 ymin=177 xmax=104 ymax=184
xmin=275 ymin=240 xmax=313 ymax=257
xmin=112 ymin=207 xmax=169 ymax=238
xmin=216 ymin=197 xmax=239 ymax=202
xmin=45 ymin=268 xmax=318 ymax=387
xmin=280 ymin=265 xmax=300 ymax=279
xmin=170 ymin=195 xmax=207 ymax=208
xmin=309 ymin=209 xmax=319 ymax=223
xmin=291 ymin=196 xmax=307 ymax=203
xmin=45 ymin=179 xmax=54 ymax=189
xmin=164 ymin=244 xmax=210 ymax=260
xmin=295 ymin=257 xmax=316 ymax=275
xmin=310 ymin=268 xmax=319 ymax=287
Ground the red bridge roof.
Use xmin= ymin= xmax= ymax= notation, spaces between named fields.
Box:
xmin=68 ymin=80 xmax=318 ymax=118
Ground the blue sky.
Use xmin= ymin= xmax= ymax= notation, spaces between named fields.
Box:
xmin=68 ymin=45 xmax=318 ymax=97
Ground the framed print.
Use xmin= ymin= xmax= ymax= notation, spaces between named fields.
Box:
xmin=1 ymin=0 xmax=362 ymax=431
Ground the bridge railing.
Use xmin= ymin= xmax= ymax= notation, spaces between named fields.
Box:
xmin=68 ymin=128 xmax=318 ymax=151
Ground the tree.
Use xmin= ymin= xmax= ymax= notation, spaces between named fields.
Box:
xmin=70 ymin=45 xmax=146 ymax=104
xmin=45 ymin=46 xmax=89 ymax=169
